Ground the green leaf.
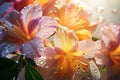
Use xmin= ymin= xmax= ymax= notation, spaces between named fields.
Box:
xmin=25 ymin=64 xmax=43 ymax=80
xmin=0 ymin=58 xmax=18 ymax=80
xmin=25 ymin=57 xmax=36 ymax=66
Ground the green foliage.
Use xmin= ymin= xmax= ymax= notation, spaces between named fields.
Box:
xmin=25 ymin=64 xmax=43 ymax=80
xmin=0 ymin=58 xmax=18 ymax=80
xmin=0 ymin=55 xmax=43 ymax=80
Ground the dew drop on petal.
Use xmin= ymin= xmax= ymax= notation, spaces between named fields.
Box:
xmin=54 ymin=17 xmax=60 ymax=21
xmin=36 ymin=59 xmax=45 ymax=66
xmin=40 ymin=48 xmax=44 ymax=51
xmin=34 ymin=57 xmax=46 ymax=67
xmin=94 ymin=69 xmax=98 ymax=73
xmin=60 ymin=66 xmax=64 ymax=70
xmin=16 ymin=60 xmax=19 ymax=62
xmin=22 ymin=44 xmax=25 ymax=47
xmin=44 ymin=24 xmax=47 ymax=26
xmin=89 ymin=60 xmax=101 ymax=79
xmin=54 ymin=0 xmax=64 ymax=9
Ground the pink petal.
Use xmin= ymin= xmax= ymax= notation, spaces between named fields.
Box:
xmin=95 ymin=40 xmax=112 ymax=66
xmin=101 ymin=25 xmax=120 ymax=48
xmin=78 ymin=40 xmax=100 ymax=58
xmin=20 ymin=4 xmax=42 ymax=33
xmin=21 ymin=4 xmax=42 ymax=25
xmin=36 ymin=16 xmax=58 ymax=38
xmin=27 ymin=18 xmax=41 ymax=35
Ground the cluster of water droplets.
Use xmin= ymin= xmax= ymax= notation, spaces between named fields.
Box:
xmin=34 ymin=56 xmax=47 ymax=67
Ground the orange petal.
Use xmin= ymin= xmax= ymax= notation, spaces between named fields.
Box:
xmin=54 ymin=29 xmax=78 ymax=52
xmin=75 ymin=29 xmax=91 ymax=40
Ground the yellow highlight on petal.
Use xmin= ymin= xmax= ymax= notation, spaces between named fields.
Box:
xmin=75 ymin=29 xmax=91 ymax=40
xmin=54 ymin=29 xmax=78 ymax=53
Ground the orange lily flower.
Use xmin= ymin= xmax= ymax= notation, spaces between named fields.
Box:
xmin=42 ymin=0 xmax=97 ymax=40
xmin=34 ymin=29 xmax=100 ymax=80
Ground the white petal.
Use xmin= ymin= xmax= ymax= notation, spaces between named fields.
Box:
xmin=89 ymin=60 xmax=101 ymax=80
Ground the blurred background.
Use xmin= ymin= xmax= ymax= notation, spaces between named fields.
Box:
xmin=79 ymin=0 xmax=120 ymax=37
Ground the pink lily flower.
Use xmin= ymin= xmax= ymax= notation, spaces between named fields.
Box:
xmin=0 ymin=4 xmax=58 ymax=58
xmin=95 ymin=24 xmax=120 ymax=66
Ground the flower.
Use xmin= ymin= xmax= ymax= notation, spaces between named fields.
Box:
xmin=95 ymin=24 xmax=120 ymax=66
xmin=42 ymin=0 xmax=97 ymax=40
xmin=0 ymin=4 xmax=58 ymax=58
xmin=34 ymin=29 xmax=100 ymax=80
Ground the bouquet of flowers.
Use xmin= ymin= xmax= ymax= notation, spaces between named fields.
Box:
xmin=0 ymin=0 xmax=120 ymax=80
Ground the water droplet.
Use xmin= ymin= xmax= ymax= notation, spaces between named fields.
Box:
xmin=44 ymin=24 xmax=47 ymax=26
xmin=16 ymin=61 xmax=19 ymax=63
xmin=112 ymin=9 xmax=118 ymax=14
xmin=34 ymin=57 xmax=46 ymax=67
xmin=36 ymin=59 xmax=45 ymax=67
xmin=94 ymin=69 xmax=98 ymax=73
xmin=53 ymin=10 xmax=57 ymax=13
xmin=40 ymin=48 xmax=44 ymax=51
xmin=97 ymin=17 xmax=105 ymax=23
xmin=54 ymin=0 xmax=64 ymax=9
xmin=22 ymin=44 xmax=25 ymax=47
xmin=54 ymin=17 xmax=60 ymax=21
xmin=60 ymin=66 xmax=64 ymax=70
xmin=96 ymin=6 xmax=104 ymax=13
